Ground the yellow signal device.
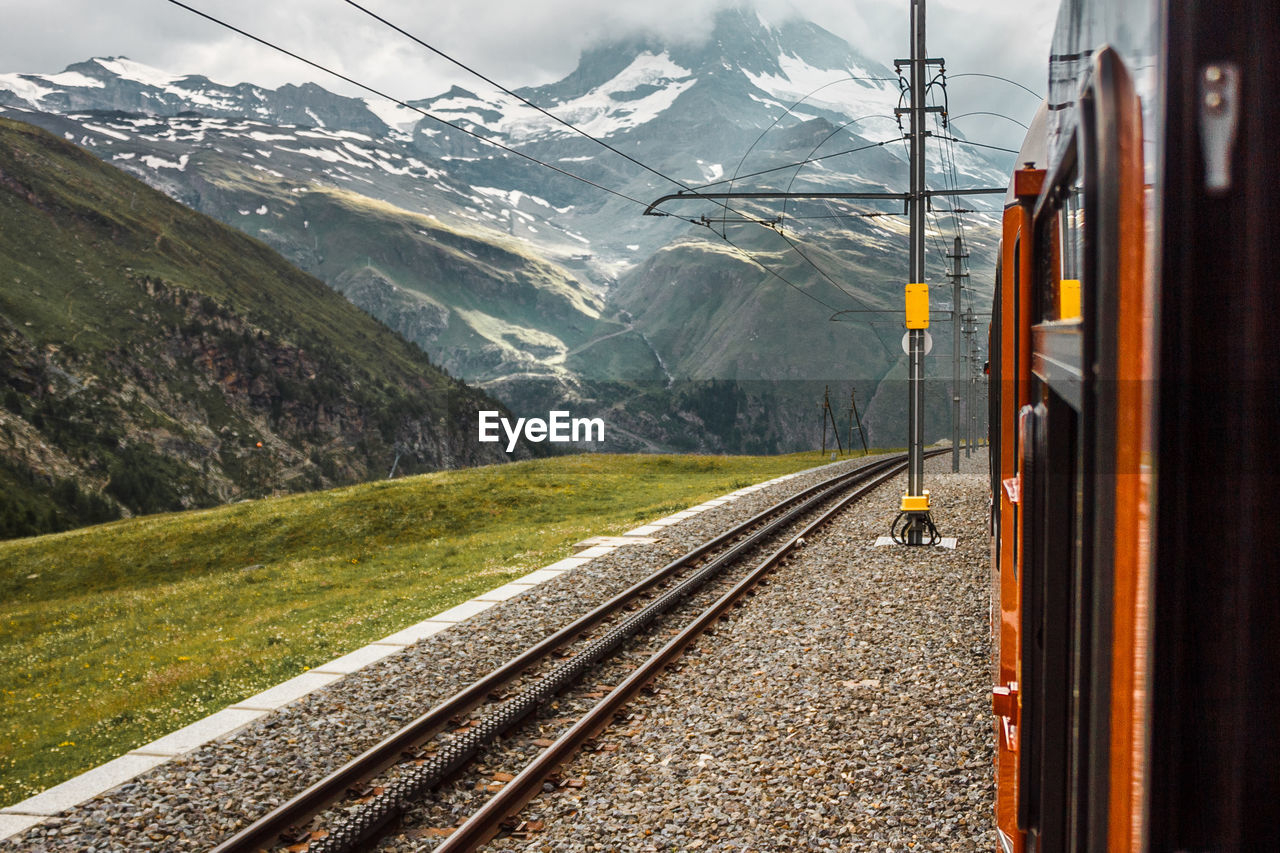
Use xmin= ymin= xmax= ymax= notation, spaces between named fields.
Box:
xmin=900 ymin=490 xmax=930 ymax=512
xmin=1059 ymin=279 xmax=1082 ymax=320
xmin=905 ymin=283 xmax=929 ymax=329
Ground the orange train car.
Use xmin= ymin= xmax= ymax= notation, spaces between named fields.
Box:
xmin=987 ymin=0 xmax=1279 ymax=849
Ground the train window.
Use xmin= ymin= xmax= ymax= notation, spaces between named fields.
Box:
xmin=1057 ymin=173 xmax=1084 ymax=321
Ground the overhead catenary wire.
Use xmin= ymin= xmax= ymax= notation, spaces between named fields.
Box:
xmin=715 ymin=230 xmax=841 ymax=313
xmin=933 ymin=110 xmax=979 ymax=324
xmin=931 ymin=80 xmax=969 ymax=258
xmin=899 ymin=66 xmax=973 ymax=293
xmin=161 ymin=0 xmax=999 ymax=326
xmin=718 ymin=74 xmax=898 ymax=234
xmin=935 ymin=135 xmax=1021 ymax=155
xmin=932 ymin=84 xmax=989 ymax=323
xmin=737 ymin=111 xmax=919 ymax=316
xmin=700 ymin=76 xmax=905 ymax=310
xmin=693 ymin=139 xmax=896 ymax=190
xmin=160 ymin=0 xmax=688 ymax=218
xmin=945 ymin=72 xmax=1043 ymax=101
xmin=727 ymin=112 xmax=904 ymax=311
xmin=338 ymin=0 xmax=744 ymax=223
xmin=948 ymin=111 xmax=1030 ymax=130
xmin=776 ymin=115 xmax=900 ymax=229
xmin=340 ymin=0 xmax=909 ymax=281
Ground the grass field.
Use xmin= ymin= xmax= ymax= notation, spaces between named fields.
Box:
xmin=0 ymin=451 xmax=854 ymax=806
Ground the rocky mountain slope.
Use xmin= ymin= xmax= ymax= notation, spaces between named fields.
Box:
xmin=0 ymin=116 xmax=534 ymax=539
xmin=1 ymin=7 xmax=1007 ymax=452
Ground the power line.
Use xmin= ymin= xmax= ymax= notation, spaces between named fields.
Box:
xmin=715 ymin=230 xmax=841 ymax=313
xmin=694 ymin=139 xmax=895 ymax=190
xmin=338 ymin=0 xmax=729 ymax=211
xmin=743 ymin=112 xmax=910 ymax=312
xmin=931 ymin=80 xmax=969 ymax=258
xmin=935 ymin=135 xmax=1021 ymax=155
xmin=948 ymin=111 xmax=1030 ymax=130
xmin=352 ymin=0 xmax=883 ymax=316
xmin=768 ymin=210 xmax=902 ymax=221
xmin=165 ymin=0 xmax=865 ymax=318
xmin=344 ymin=0 xmax=890 ymax=248
xmin=778 ymin=115 xmax=899 ymax=227
xmin=770 ymin=227 xmax=867 ymax=306
xmin=160 ymin=0 xmax=680 ymax=216
xmin=945 ymin=72 xmax=1043 ymax=100
xmin=720 ymin=74 xmax=897 ymax=234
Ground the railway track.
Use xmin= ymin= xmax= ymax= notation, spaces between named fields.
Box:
xmin=213 ymin=451 xmax=939 ymax=853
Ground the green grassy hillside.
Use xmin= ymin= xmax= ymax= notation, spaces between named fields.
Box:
xmin=0 ymin=450 xmax=841 ymax=805
xmin=0 ymin=116 xmax=529 ymax=538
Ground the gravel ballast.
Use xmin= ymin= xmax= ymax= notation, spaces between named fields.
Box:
xmin=2 ymin=454 xmax=963 ymax=852
xmin=473 ymin=452 xmax=995 ymax=852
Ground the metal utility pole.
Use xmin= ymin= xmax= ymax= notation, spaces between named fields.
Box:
xmin=963 ymin=309 xmax=977 ymax=457
xmin=820 ymin=396 xmax=827 ymax=456
xmin=894 ymin=0 xmax=941 ymax=544
xmin=822 ymin=386 xmax=844 ymax=456
xmin=948 ymin=236 xmax=968 ymax=472
xmin=849 ymin=387 xmax=869 ymax=456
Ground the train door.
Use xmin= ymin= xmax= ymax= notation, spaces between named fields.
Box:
xmin=1017 ymin=47 xmax=1147 ymax=851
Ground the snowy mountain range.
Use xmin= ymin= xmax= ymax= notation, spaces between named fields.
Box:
xmin=0 ymin=7 xmax=1009 ymax=451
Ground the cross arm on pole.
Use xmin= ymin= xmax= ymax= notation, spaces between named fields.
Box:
xmin=924 ymin=187 xmax=1006 ymax=197
xmin=643 ymin=190 xmax=911 ymax=217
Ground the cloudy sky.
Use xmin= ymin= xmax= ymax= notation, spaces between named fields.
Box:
xmin=0 ymin=0 xmax=1058 ymax=148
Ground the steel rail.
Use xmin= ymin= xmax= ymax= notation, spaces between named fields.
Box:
xmin=436 ymin=459 xmax=912 ymax=851
xmin=305 ymin=454 xmax=925 ymax=852
xmin=211 ymin=454 xmax=906 ymax=853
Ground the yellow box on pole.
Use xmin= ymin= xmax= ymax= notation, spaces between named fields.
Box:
xmin=900 ymin=490 xmax=930 ymax=512
xmin=905 ymin=283 xmax=929 ymax=329
xmin=1059 ymin=279 xmax=1081 ymax=321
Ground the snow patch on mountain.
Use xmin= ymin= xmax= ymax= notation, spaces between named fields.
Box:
xmin=46 ymin=70 xmax=104 ymax=89
xmin=92 ymin=57 xmax=181 ymax=88
xmin=139 ymin=153 xmax=189 ymax=171
xmin=0 ymin=73 xmax=55 ymax=106
xmin=519 ymin=51 xmax=695 ymax=139
xmin=696 ymin=160 xmax=724 ymax=182
xmin=280 ymin=145 xmax=362 ymax=166
xmin=744 ymin=53 xmax=899 ymax=137
xmin=364 ymin=99 xmax=420 ymax=134
xmin=249 ymin=131 xmax=296 ymax=142
xmin=473 ymin=186 xmax=554 ymax=210
xmin=166 ymin=85 xmax=239 ymax=112
xmin=81 ymin=122 xmax=131 ymax=141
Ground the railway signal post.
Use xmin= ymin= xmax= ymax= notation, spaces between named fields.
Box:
xmin=894 ymin=0 xmax=941 ymax=545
